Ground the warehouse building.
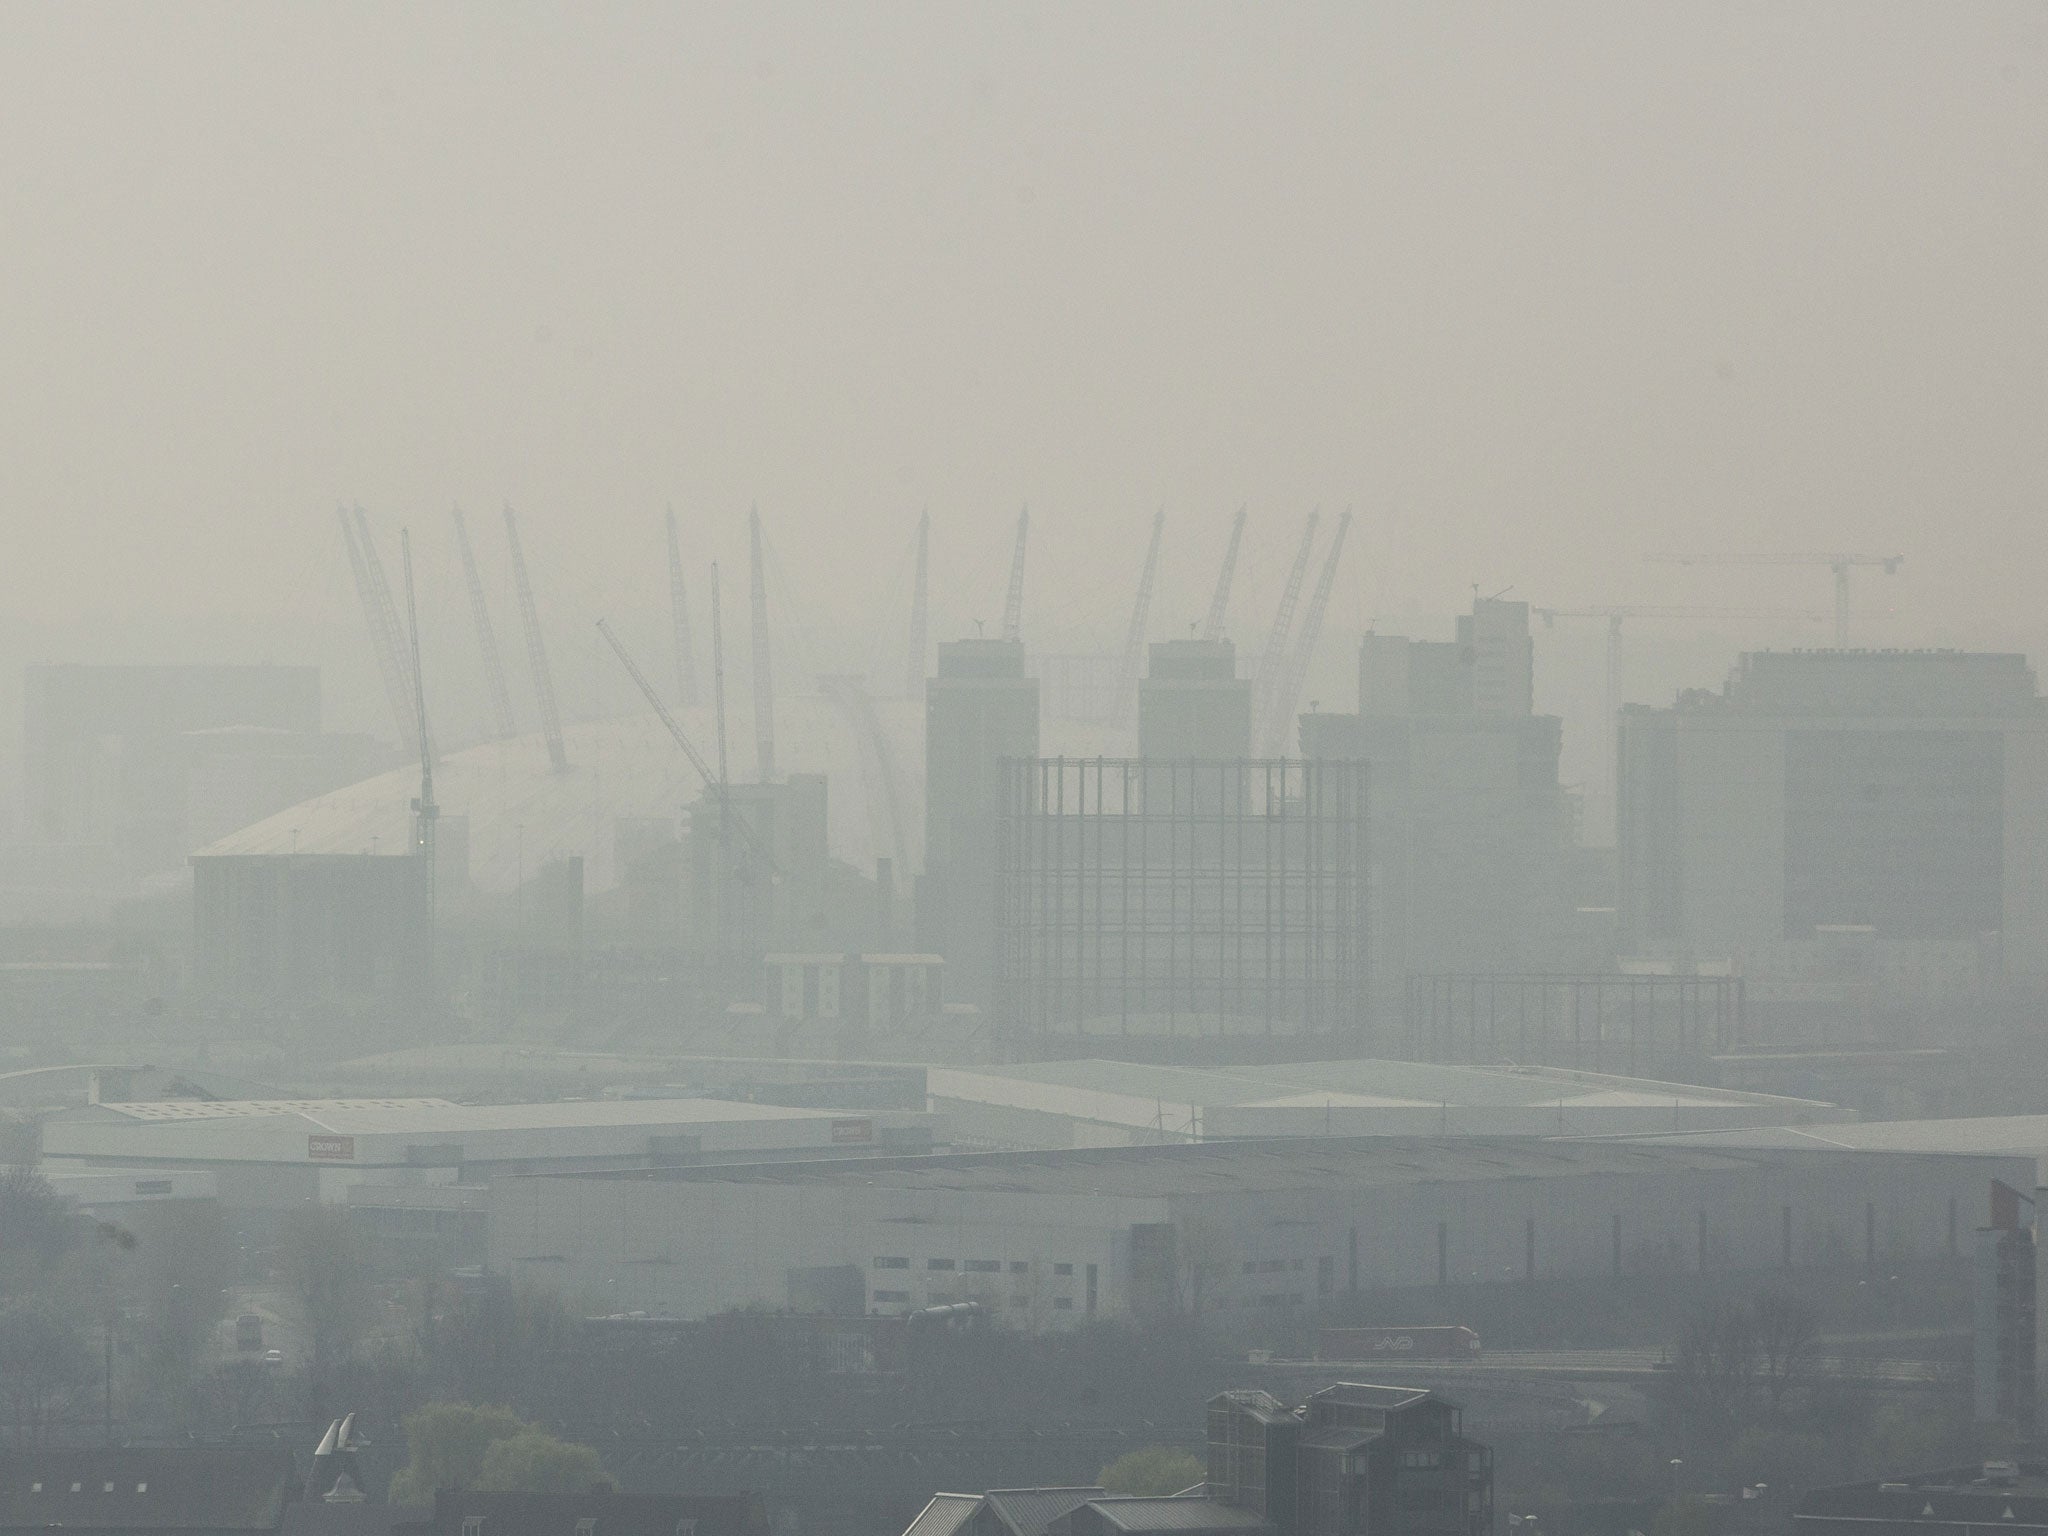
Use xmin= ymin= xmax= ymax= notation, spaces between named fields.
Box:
xmin=41 ymin=1095 xmax=937 ymax=1211
xmin=926 ymin=1057 xmax=1849 ymax=1149
xmin=487 ymin=1135 xmax=2020 ymax=1327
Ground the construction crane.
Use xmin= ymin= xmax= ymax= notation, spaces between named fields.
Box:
xmin=1264 ymin=510 xmax=1351 ymax=754
xmin=1645 ymin=552 xmax=1903 ymax=647
xmin=904 ymin=510 xmax=930 ymax=700
xmin=1251 ymin=511 xmax=1320 ymax=746
xmin=337 ymin=507 xmax=418 ymax=753
xmin=451 ymin=506 xmax=517 ymax=740
xmin=1000 ymin=507 xmax=1029 ymax=644
xmin=502 ymin=504 xmax=570 ymax=773
xmin=748 ymin=507 xmax=776 ymax=783
xmin=597 ymin=618 xmax=776 ymax=881
xmin=820 ymin=672 xmax=913 ymax=886
xmin=1536 ymin=603 xmax=1828 ymax=832
xmin=1200 ymin=505 xmax=1247 ymax=643
xmin=1106 ymin=508 xmax=1166 ymax=729
xmin=665 ymin=507 xmax=699 ymax=708
xmin=710 ymin=563 xmax=731 ymax=793
xmin=400 ymin=530 xmax=438 ymax=1004
xmin=354 ymin=508 xmax=419 ymax=721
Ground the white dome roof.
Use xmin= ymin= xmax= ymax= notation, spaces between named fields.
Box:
xmin=196 ymin=695 xmax=1132 ymax=896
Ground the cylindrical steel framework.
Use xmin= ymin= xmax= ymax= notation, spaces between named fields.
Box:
xmin=993 ymin=757 xmax=1369 ymax=1051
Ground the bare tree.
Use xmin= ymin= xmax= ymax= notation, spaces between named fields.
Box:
xmin=1751 ymin=1290 xmax=1820 ymax=1411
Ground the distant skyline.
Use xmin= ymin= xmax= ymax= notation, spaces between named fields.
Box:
xmin=1 ymin=2 xmax=2042 ymax=792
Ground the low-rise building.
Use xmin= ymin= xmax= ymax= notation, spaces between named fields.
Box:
xmin=0 ymin=1448 xmax=296 ymax=1536
xmin=929 ymin=1058 xmax=1847 ymax=1150
xmin=1210 ymin=1384 xmax=1491 ymax=1536
xmin=488 ymin=1135 xmax=2023 ymax=1327
xmin=1797 ymin=1463 xmax=2048 ymax=1536
xmin=42 ymin=1096 xmax=936 ymax=1214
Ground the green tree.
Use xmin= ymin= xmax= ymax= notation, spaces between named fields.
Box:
xmin=1099 ymin=1446 xmax=1205 ymax=1497
xmin=389 ymin=1402 xmax=528 ymax=1503
xmin=422 ymin=1277 xmax=579 ymax=1408
xmin=475 ymin=1429 xmax=611 ymax=1494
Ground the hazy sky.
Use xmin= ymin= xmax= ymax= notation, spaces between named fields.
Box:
xmin=2 ymin=2 xmax=2044 ymax=755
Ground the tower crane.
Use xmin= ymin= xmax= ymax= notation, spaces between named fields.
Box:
xmin=1106 ymin=508 xmax=1166 ymax=729
xmin=337 ymin=507 xmax=418 ymax=754
xmin=1000 ymin=507 xmax=1029 ymax=644
xmin=1251 ymin=511 xmax=1320 ymax=748
xmin=665 ymin=507 xmax=699 ymax=708
xmin=748 ymin=507 xmax=776 ymax=783
xmin=353 ymin=508 xmax=419 ymax=728
xmin=904 ymin=511 xmax=930 ymax=700
xmin=502 ymin=505 xmax=570 ymax=773
xmin=1535 ymin=603 xmax=1828 ymax=834
xmin=597 ymin=619 xmax=778 ymax=961
xmin=1265 ymin=510 xmax=1351 ymax=754
xmin=401 ymin=530 xmax=438 ymax=1005
xmin=1200 ymin=506 xmax=1247 ymax=643
xmin=451 ymin=506 xmax=518 ymax=740
xmin=1645 ymin=552 xmax=1902 ymax=647
xmin=710 ymin=562 xmax=731 ymax=794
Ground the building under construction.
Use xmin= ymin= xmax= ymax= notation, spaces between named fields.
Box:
xmin=992 ymin=756 xmax=1369 ymax=1055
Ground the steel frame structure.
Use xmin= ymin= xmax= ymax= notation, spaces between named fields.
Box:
xmin=993 ymin=757 xmax=1369 ymax=1048
xmin=1402 ymin=971 xmax=1746 ymax=1072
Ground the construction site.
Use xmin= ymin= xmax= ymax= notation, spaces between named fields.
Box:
xmin=7 ymin=498 xmax=2046 ymax=1107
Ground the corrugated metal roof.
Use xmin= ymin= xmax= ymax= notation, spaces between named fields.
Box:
xmin=901 ymin=1494 xmax=982 ymax=1536
xmin=1083 ymin=1499 xmax=1272 ymax=1533
xmin=1624 ymin=1115 xmax=2048 ymax=1158
xmin=932 ymin=1058 xmax=1836 ymax=1119
xmin=985 ymin=1489 xmax=1105 ymax=1536
xmin=78 ymin=1097 xmax=837 ymax=1135
xmin=574 ymin=1133 xmax=1897 ymax=1198
xmin=92 ymin=1099 xmax=455 ymax=1123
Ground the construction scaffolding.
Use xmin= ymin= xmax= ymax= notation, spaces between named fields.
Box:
xmin=993 ymin=758 xmax=1369 ymax=1050
xmin=1402 ymin=972 xmax=1746 ymax=1073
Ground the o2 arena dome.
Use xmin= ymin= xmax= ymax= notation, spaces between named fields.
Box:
xmin=195 ymin=693 xmax=930 ymax=897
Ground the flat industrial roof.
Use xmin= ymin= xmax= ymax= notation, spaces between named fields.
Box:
xmin=549 ymin=1132 xmax=1959 ymax=1198
xmin=935 ymin=1057 xmax=1836 ymax=1113
xmin=68 ymin=1096 xmax=843 ymax=1135
xmin=1622 ymin=1115 xmax=2048 ymax=1159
